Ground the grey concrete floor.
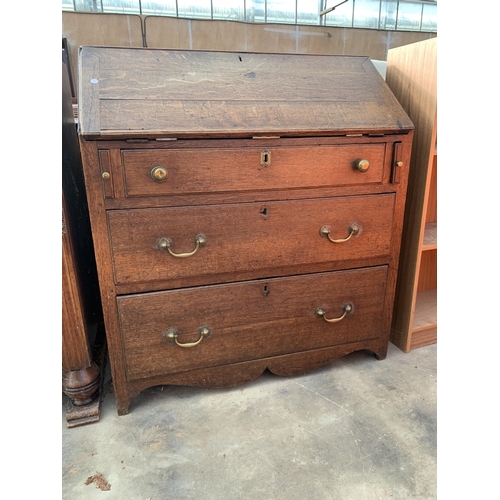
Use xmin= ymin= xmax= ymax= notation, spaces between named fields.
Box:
xmin=62 ymin=342 xmax=437 ymax=500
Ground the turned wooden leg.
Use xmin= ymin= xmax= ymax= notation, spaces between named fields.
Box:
xmin=63 ymin=363 xmax=100 ymax=407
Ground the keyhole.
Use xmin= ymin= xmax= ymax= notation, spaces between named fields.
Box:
xmin=262 ymin=285 xmax=270 ymax=297
xmin=260 ymin=207 xmax=268 ymax=218
xmin=260 ymin=150 xmax=271 ymax=167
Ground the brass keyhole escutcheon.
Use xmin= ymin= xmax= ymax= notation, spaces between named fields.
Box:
xmin=151 ymin=166 xmax=168 ymax=183
xmin=356 ymin=159 xmax=370 ymax=172
xmin=260 ymin=150 xmax=271 ymax=167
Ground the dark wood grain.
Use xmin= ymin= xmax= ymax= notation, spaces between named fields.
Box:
xmin=111 ymin=255 xmax=390 ymax=295
xmin=62 ymin=60 xmax=104 ymax=425
xmin=79 ymin=137 xmax=132 ymax=414
xmin=78 ymin=47 xmax=100 ymax=136
xmin=78 ymin=47 xmax=413 ymax=138
xmin=118 ymin=266 xmax=387 ymax=379
xmin=125 ymin=338 xmax=383 ymax=403
xmin=98 ymin=133 xmax=405 ymax=150
xmin=77 ymin=48 xmax=413 ymax=414
xmin=98 ymin=150 xmax=114 ymax=198
xmin=98 ymin=70 xmax=381 ymax=101
xmin=97 ymin=100 xmax=408 ymax=138
xmin=99 ymin=134 xmax=406 ymax=210
xmin=121 ymin=143 xmax=385 ymax=197
xmin=62 ymin=192 xmax=92 ymax=370
xmin=104 ymin=184 xmax=393 ymax=212
xmin=108 ymin=195 xmax=395 ymax=287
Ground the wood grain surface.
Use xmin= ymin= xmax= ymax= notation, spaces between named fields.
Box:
xmin=108 ymin=194 xmax=395 ymax=287
xmin=77 ymin=47 xmax=414 ymax=414
xmin=78 ymin=47 xmax=413 ymax=138
xmin=386 ymin=38 xmax=437 ymax=352
xmin=118 ymin=266 xmax=387 ymax=380
xmin=121 ymin=143 xmax=386 ymax=197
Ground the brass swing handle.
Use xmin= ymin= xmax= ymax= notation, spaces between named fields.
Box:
xmin=320 ymin=223 xmax=359 ymax=243
xmin=165 ymin=326 xmax=211 ymax=348
xmin=315 ymin=303 xmax=353 ymax=323
xmin=157 ymin=234 xmax=207 ymax=258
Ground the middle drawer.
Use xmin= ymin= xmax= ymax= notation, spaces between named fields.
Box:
xmin=108 ymin=194 xmax=395 ymax=286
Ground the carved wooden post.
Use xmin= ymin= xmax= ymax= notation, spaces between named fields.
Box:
xmin=62 ymin=56 xmax=105 ymax=427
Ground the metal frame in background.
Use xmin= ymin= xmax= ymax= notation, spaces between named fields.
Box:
xmin=63 ymin=0 xmax=437 ymax=33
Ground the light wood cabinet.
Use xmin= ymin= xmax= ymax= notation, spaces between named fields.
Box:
xmin=386 ymin=38 xmax=437 ymax=352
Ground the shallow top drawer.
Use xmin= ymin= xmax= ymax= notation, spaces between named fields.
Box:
xmin=121 ymin=144 xmax=386 ymax=197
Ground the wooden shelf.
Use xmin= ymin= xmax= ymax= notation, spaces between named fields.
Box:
xmin=422 ymin=222 xmax=437 ymax=250
xmin=412 ymin=289 xmax=437 ymax=331
xmin=387 ymin=37 xmax=437 ymax=353
xmin=410 ymin=289 xmax=437 ymax=350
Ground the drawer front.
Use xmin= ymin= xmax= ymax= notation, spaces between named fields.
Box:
xmin=118 ymin=266 xmax=388 ymax=380
xmin=121 ymin=144 xmax=386 ymax=197
xmin=108 ymin=194 xmax=395 ymax=286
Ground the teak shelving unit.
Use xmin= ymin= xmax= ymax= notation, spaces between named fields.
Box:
xmin=386 ymin=37 xmax=437 ymax=352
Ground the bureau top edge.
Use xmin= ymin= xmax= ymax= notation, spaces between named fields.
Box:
xmin=77 ymin=46 xmax=414 ymax=139
xmin=79 ymin=128 xmax=413 ymax=142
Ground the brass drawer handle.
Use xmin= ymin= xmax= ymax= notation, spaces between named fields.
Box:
xmin=315 ymin=304 xmax=353 ymax=323
xmin=157 ymin=234 xmax=207 ymax=258
xmin=151 ymin=166 xmax=168 ymax=183
xmin=320 ymin=223 xmax=359 ymax=243
xmin=165 ymin=326 xmax=211 ymax=348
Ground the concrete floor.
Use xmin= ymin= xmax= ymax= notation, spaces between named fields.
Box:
xmin=62 ymin=342 xmax=437 ymax=500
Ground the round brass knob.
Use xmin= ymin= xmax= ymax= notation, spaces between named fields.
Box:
xmin=356 ymin=159 xmax=370 ymax=172
xmin=102 ymin=171 xmax=110 ymax=180
xmin=151 ymin=166 xmax=168 ymax=183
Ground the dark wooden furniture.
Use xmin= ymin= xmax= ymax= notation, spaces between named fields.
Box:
xmin=62 ymin=59 xmax=105 ymax=427
xmin=77 ymin=47 xmax=413 ymax=415
xmin=386 ymin=38 xmax=437 ymax=352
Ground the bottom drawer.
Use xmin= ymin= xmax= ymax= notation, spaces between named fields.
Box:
xmin=118 ymin=266 xmax=388 ymax=381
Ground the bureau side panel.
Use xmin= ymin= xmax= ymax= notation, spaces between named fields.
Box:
xmin=379 ymin=131 xmax=414 ymax=357
xmin=79 ymin=138 xmax=131 ymax=414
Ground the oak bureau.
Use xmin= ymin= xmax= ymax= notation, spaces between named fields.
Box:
xmin=77 ymin=47 xmax=413 ymax=415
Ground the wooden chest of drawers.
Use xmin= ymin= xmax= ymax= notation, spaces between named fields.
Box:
xmin=78 ymin=47 xmax=413 ymax=415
